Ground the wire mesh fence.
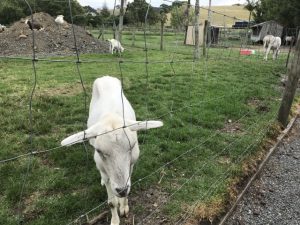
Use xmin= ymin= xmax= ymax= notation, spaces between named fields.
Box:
xmin=0 ymin=0 xmax=294 ymax=225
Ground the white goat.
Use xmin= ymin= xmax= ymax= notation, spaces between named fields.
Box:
xmin=55 ymin=15 xmax=65 ymax=25
xmin=285 ymin=35 xmax=295 ymax=46
xmin=263 ymin=35 xmax=281 ymax=61
xmin=0 ymin=24 xmax=6 ymax=32
xmin=108 ymin=39 xmax=124 ymax=54
xmin=61 ymin=76 xmax=163 ymax=225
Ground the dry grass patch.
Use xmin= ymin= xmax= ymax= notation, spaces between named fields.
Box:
xmin=192 ymin=198 xmax=225 ymax=224
xmin=38 ymin=82 xmax=87 ymax=97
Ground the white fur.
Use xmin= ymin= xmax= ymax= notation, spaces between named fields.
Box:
xmin=263 ymin=35 xmax=281 ymax=61
xmin=55 ymin=15 xmax=65 ymax=25
xmin=61 ymin=76 xmax=163 ymax=225
xmin=0 ymin=24 xmax=6 ymax=32
xmin=285 ymin=36 xmax=295 ymax=46
xmin=108 ymin=39 xmax=125 ymax=54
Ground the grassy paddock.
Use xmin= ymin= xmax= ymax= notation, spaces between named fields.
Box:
xmin=0 ymin=31 xmax=287 ymax=225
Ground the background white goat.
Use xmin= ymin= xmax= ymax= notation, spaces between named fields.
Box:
xmin=108 ymin=39 xmax=124 ymax=54
xmin=55 ymin=15 xmax=65 ymax=25
xmin=263 ymin=35 xmax=281 ymax=60
xmin=0 ymin=24 xmax=6 ymax=32
xmin=61 ymin=76 xmax=163 ymax=225
xmin=284 ymin=35 xmax=295 ymax=46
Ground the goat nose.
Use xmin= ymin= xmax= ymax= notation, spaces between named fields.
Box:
xmin=115 ymin=187 xmax=128 ymax=197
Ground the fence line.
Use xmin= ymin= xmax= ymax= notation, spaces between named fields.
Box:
xmin=137 ymin=114 xmax=275 ymax=224
xmin=0 ymin=0 xmax=289 ymax=224
xmin=17 ymin=1 xmax=38 ymax=224
xmin=163 ymin=0 xmax=245 ymax=22
xmin=0 ymin=87 xmax=271 ymax=165
xmin=175 ymin=125 xmax=270 ymax=224
xmin=65 ymin=110 xmax=258 ymax=224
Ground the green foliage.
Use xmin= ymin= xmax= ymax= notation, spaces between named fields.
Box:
xmin=0 ymin=0 xmax=26 ymax=25
xmin=253 ymin=0 xmax=300 ymax=27
xmin=170 ymin=5 xmax=194 ymax=29
xmin=0 ymin=0 xmax=85 ymax=25
xmin=100 ymin=3 xmax=111 ymax=23
xmin=124 ymin=0 xmax=159 ymax=25
xmin=159 ymin=4 xmax=171 ymax=24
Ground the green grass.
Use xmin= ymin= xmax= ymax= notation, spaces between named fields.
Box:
xmin=0 ymin=31 xmax=287 ymax=225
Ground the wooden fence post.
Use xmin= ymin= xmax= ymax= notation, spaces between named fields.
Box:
xmin=194 ymin=0 xmax=200 ymax=60
xmin=203 ymin=20 xmax=208 ymax=56
xmin=278 ymin=32 xmax=300 ymax=126
xmin=131 ymin=29 xmax=135 ymax=47
xmin=160 ymin=20 xmax=164 ymax=51
xmin=118 ymin=0 xmax=125 ymax=42
xmin=184 ymin=0 xmax=191 ymax=45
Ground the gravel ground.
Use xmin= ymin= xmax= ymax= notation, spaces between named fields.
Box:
xmin=225 ymin=118 xmax=300 ymax=225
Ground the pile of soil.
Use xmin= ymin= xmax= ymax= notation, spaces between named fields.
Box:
xmin=0 ymin=12 xmax=109 ymax=57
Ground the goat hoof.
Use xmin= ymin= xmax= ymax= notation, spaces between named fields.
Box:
xmin=110 ymin=222 xmax=119 ymax=225
xmin=119 ymin=205 xmax=129 ymax=217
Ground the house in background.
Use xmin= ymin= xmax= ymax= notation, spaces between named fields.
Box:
xmin=250 ymin=20 xmax=283 ymax=43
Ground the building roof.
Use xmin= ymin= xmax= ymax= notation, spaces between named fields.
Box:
xmin=251 ymin=20 xmax=282 ymax=28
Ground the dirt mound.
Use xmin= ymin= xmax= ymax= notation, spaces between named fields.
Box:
xmin=0 ymin=12 xmax=109 ymax=57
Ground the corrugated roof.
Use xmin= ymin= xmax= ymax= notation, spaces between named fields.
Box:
xmin=251 ymin=20 xmax=281 ymax=27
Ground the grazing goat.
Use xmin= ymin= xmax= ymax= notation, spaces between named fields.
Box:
xmin=61 ymin=76 xmax=163 ymax=225
xmin=0 ymin=24 xmax=6 ymax=32
xmin=108 ymin=39 xmax=124 ymax=54
xmin=263 ymin=35 xmax=281 ymax=60
xmin=55 ymin=15 xmax=65 ymax=25
xmin=285 ymin=35 xmax=295 ymax=46
xmin=25 ymin=19 xmax=44 ymax=31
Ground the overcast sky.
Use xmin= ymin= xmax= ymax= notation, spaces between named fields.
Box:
xmin=78 ymin=0 xmax=246 ymax=9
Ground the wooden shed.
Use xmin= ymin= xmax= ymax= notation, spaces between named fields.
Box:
xmin=250 ymin=20 xmax=283 ymax=42
xmin=185 ymin=24 xmax=220 ymax=45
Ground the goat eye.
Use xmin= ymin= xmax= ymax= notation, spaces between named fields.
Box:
xmin=96 ymin=149 xmax=108 ymax=159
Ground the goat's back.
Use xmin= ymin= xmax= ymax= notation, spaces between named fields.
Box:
xmin=88 ymin=76 xmax=136 ymax=127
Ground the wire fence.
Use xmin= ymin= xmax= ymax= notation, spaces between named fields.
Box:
xmin=0 ymin=0 xmax=293 ymax=225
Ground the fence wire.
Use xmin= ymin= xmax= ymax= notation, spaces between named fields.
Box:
xmin=0 ymin=0 xmax=291 ymax=225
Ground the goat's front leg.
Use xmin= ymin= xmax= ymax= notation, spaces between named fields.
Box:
xmin=274 ymin=49 xmax=280 ymax=59
xmin=272 ymin=49 xmax=276 ymax=60
xmin=118 ymin=197 xmax=129 ymax=217
xmin=264 ymin=46 xmax=271 ymax=61
xmin=105 ymin=182 xmax=120 ymax=225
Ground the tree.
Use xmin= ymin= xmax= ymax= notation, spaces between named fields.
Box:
xmin=159 ymin=4 xmax=171 ymax=50
xmin=244 ymin=0 xmax=256 ymax=23
xmin=170 ymin=4 xmax=194 ymax=29
xmin=101 ymin=3 xmax=111 ymax=22
xmin=184 ymin=0 xmax=191 ymax=44
xmin=0 ymin=0 xmax=25 ymax=25
xmin=253 ymin=0 xmax=300 ymax=27
xmin=124 ymin=0 xmax=159 ymax=26
xmin=0 ymin=0 xmax=85 ymax=25
xmin=118 ymin=0 xmax=126 ymax=41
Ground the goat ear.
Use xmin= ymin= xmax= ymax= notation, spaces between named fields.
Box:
xmin=61 ymin=123 xmax=101 ymax=146
xmin=61 ymin=131 xmax=87 ymax=146
xmin=128 ymin=120 xmax=163 ymax=131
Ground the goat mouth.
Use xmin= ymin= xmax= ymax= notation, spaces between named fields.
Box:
xmin=116 ymin=193 xmax=128 ymax=198
xmin=115 ymin=186 xmax=130 ymax=198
